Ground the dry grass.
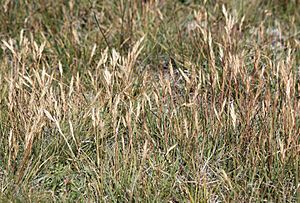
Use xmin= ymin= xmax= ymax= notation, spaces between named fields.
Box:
xmin=0 ymin=0 xmax=299 ymax=202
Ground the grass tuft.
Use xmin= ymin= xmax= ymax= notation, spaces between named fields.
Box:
xmin=0 ymin=0 xmax=299 ymax=202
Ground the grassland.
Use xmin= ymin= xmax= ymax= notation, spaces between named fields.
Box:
xmin=0 ymin=0 xmax=299 ymax=202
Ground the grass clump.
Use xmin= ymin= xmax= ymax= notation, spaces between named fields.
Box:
xmin=0 ymin=0 xmax=299 ymax=202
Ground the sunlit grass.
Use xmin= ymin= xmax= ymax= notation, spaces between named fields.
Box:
xmin=0 ymin=0 xmax=299 ymax=202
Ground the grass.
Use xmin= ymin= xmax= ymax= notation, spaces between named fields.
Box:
xmin=0 ymin=0 xmax=299 ymax=202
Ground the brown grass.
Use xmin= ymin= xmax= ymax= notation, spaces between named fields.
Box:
xmin=0 ymin=0 xmax=299 ymax=202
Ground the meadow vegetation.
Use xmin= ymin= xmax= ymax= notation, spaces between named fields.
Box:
xmin=0 ymin=0 xmax=299 ymax=202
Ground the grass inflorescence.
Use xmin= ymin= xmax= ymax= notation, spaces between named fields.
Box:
xmin=0 ymin=0 xmax=299 ymax=202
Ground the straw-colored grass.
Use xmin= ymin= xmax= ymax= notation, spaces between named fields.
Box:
xmin=0 ymin=0 xmax=299 ymax=202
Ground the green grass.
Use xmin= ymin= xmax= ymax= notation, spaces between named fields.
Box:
xmin=0 ymin=0 xmax=299 ymax=202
